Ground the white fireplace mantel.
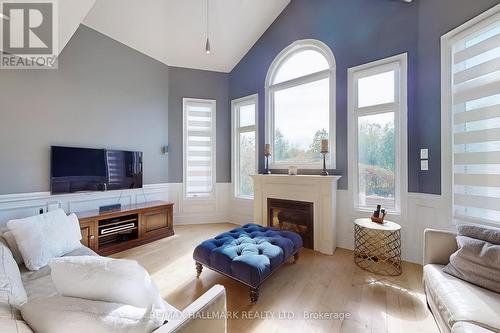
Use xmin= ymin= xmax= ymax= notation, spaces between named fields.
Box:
xmin=251 ymin=174 xmax=341 ymax=255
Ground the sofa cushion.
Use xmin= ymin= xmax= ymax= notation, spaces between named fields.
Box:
xmin=0 ymin=243 xmax=27 ymax=308
xmin=7 ymin=210 xmax=82 ymax=271
xmin=21 ymin=296 xmax=165 ymax=333
xmin=49 ymin=256 xmax=166 ymax=309
xmin=424 ymin=264 xmax=500 ymax=332
xmin=21 ymin=246 xmax=98 ymax=302
xmin=0 ymin=318 xmax=34 ymax=333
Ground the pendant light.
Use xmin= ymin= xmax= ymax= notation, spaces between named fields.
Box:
xmin=205 ymin=0 xmax=211 ymax=54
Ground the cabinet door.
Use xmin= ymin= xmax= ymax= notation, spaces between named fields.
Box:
xmin=80 ymin=220 xmax=97 ymax=250
xmin=141 ymin=207 xmax=173 ymax=239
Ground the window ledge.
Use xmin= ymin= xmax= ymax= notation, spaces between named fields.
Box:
xmin=353 ymin=206 xmax=401 ymax=217
xmin=233 ymin=196 xmax=253 ymax=201
xmin=270 ymin=164 xmax=333 ymax=170
xmin=184 ymin=195 xmax=216 ymax=202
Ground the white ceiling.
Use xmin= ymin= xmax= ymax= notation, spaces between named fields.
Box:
xmin=82 ymin=0 xmax=290 ymax=73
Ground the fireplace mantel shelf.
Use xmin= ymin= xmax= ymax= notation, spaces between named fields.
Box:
xmin=251 ymin=174 xmax=341 ymax=181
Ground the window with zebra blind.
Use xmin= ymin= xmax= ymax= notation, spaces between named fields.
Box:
xmin=183 ymin=98 xmax=216 ymax=199
xmin=442 ymin=5 xmax=500 ymax=225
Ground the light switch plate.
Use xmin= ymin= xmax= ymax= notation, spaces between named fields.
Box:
xmin=420 ymin=148 xmax=429 ymax=160
xmin=421 ymin=160 xmax=429 ymax=171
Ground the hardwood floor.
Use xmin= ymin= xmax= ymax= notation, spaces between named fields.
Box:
xmin=113 ymin=223 xmax=439 ymax=333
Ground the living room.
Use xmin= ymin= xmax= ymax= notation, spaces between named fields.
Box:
xmin=1 ymin=0 xmax=500 ymax=332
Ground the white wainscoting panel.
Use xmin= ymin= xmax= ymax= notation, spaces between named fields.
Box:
xmin=0 ymin=183 xmax=453 ymax=265
xmin=228 ymin=197 xmax=254 ymax=226
xmin=0 ymin=183 xmax=233 ymax=229
xmin=335 ymin=190 xmax=453 ymax=265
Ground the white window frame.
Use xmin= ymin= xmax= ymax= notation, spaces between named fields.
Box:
xmin=183 ymin=98 xmax=217 ymax=200
xmin=231 ymin=94 xmax=259 ymax=200
xmin=265 ymin=39 xmax=336 ymax=169
xmin=441 ymin=4 xmax=500 ymax=226
xmin=348 ymin=53 xmax=408 ymax=215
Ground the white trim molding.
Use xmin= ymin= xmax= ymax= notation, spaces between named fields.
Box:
xmin=264 ymin=39 xmax=337 ymax=170
xmin=347 ymin=53 xmax=408 ymax=215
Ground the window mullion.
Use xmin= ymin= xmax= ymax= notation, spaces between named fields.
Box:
xmin=269 ymin=69 xmax=330 ymax=92
xmin=238 ymin=125 xmax=256 ymax=133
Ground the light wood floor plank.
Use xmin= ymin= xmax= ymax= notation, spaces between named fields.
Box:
xmin=115 ymin=223 xmax=439 ymax=333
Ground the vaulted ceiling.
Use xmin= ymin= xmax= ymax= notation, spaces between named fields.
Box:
xmin=83 ymin=0 xmax=291 ymax=72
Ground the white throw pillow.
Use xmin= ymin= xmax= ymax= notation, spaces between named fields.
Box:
xmin=48 ymin=256 xmax=166 ymax=309
xmin=21 ymin=296 xmax=166 ymax=333
xmin=7 ymin=210 xmax=83 ymax=271
xmin=0 ymin=242 xmax=28 ymax=308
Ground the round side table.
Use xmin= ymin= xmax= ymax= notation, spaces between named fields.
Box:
xmin=353 ymin=218 xmax=402 ymax=276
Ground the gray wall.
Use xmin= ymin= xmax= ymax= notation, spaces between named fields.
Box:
xmin=0 ymin=25 xmax=170 ymax=195
xmin=2 ymin=1 xmax=498 ymax=195
xmin=0 ymin=24 xmax=231 ymax=195
xmin=167 ymin=67 xmax=230 ymax=183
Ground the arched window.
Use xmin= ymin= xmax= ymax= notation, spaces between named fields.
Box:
xmin=265 ymin=39 xmax=336 ymax=168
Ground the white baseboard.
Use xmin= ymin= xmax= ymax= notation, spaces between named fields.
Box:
xmin=0 ymin=184 xmax=450 ymax=265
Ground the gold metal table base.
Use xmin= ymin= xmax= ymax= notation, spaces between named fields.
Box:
xmin=354 ymin=223 xmax=402 ymax=276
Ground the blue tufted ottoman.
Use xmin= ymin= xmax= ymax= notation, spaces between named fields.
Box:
xmin=193 ymin=223 xmax=303 ymax=303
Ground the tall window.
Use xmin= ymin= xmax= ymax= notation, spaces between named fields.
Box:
xmin=442 ymin=5 xmax=500 ymax=226
xmin=265 ymin=40 xmax=336 ymax=168
xmin=348 ymin=54 xmax=408 ymax=213
xmin=232 ymin=94 xmax=258 ymax=199
xmin=183 ymin=98 xmax=216 ymax=199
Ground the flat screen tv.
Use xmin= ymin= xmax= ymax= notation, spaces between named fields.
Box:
xmin=50 ymin=146 xmax=143 ymax=194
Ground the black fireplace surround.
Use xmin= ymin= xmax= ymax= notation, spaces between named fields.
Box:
xmin=267 ymin=198 xmax=314 ymax=249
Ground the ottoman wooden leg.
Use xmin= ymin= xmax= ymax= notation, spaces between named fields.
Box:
xmin=249 ymin=287 xmax=259 ymax=304
xmin=195 ymin=262 xmax=203 ymax=278
xmin=293 ymin=252 xmax=300 ymax=264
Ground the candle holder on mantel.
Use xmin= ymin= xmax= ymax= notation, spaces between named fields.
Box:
xmin=264 ymin=143 xmax=272 ymax=175
xmin=320 ymin=139 xmax=329 ymax=176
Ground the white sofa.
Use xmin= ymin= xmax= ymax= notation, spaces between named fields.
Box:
xmin=423 ymin=229 xmax=500 ymax=333
xmin=0 ymin=237 xmax=227 ymax=333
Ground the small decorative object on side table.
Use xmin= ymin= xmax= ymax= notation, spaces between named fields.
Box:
xmin=371 ymin=204 xmax=387 ymax=224
xmin=264 ymin=143 xmax=271 ymax=175
xmin=353 ymin=218 xmax=402 ymax=276
xmin=320 ymin=139 xmax=329 ymax=176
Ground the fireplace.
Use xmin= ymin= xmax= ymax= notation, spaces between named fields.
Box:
xmin=267 ymin=198 xmax=314 ymax=249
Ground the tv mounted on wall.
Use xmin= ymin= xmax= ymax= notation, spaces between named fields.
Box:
xmin=50 ymin=146 xmax=143 ymax=194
